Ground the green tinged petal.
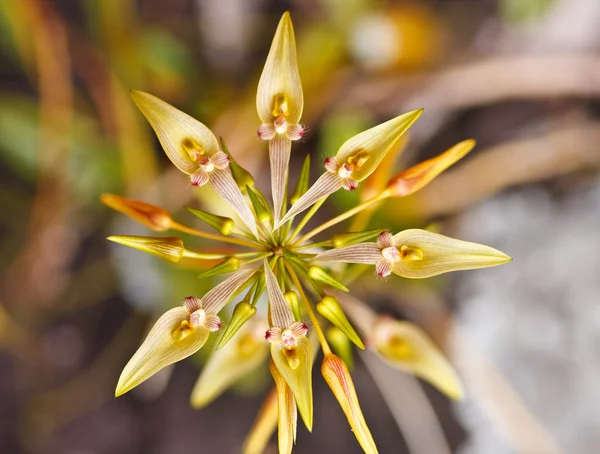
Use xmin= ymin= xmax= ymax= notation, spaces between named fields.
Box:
xmin=191 ymin=321 xmax=268 ymax=408
xmin=271 ymin=337 xmax=314 ymax=431
xmin=116 ymin=307 xmax=210 ymax=396
xmin=334 ymin=109 xmax=423 ymax=182
xmin=130 ymin=90 xmax=219 ymax=175
xmin=392 ymin=229 xmax=512 ymax=278
xmin=371 ymin=318 xmax=463 ymax=400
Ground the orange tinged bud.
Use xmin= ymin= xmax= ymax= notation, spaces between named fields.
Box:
xmin=322 ymin=354 xmax=378 ymax=454
xmin=101 ymin=193 xmax=172 ymax=231
xmin=386 ymin=139 xmax=475 ymax=197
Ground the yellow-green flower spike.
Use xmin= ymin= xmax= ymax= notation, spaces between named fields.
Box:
xmin=216 ymin=301 xmax=258 ymax=349
xmin=308 ymin=265 xmax=349 ymax=292
xmin=107 ymin=235 xmax=184 ymax=263
xmin=316 ymin=296 xmax=365 ymax=349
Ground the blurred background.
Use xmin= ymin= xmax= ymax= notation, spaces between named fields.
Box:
xmin=1 ymin=0 xmax=600 ymax=453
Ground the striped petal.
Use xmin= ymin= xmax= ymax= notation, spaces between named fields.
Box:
xmin=392 ymin=229 xmax=512 ymax=279
xmin=264 ymin=260 xmax=295 ymax=328
xmin=270 ymin=360 xmax=298 ymax=454
xmin=270 ymin=135 xmax=292 ymax=224
xmin=334 ymin=109 xmax=423 ymax=182
xmin=276 ymin=172 xmax=342 ymax=228
xmin=387 ymin=139 xmax=475 ymax=197
xmin=371 ymin=318 xmax=464 ymax=400
xmin=209 ymin=168 xmax=259 ymax=238
xmin=322 ymin=354 xmax=378 ymax=454
xmin=256 ymin=12 xmax=303 ymax=126
xmin=201 ymin=268 xmax=257 ymax=314
xmin=107 ymin=235 xmax=184 ymax=263
xmin=313 ymin=243 xmax=381 ymax=265
xmin=116 ymin=307 xmax=209 ymax=396
xmin=130 ymin=90 xmax=219 ymax=175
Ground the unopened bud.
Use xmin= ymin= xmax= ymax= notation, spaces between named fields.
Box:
xmin=290 ymin=155 xmax=311 ymax=205
xmin=284 ymin=291 xmax=301 ymax=322
xmin=308 ymin=266 xmax=349 ymax=293
xmin=186 ymin=206 xmax=235 ymax=235
xmin=107 ymin=235 xmax=184 ymax=263
xmin=216 ymin=301 xmax=258 ymax=349
xmin=317 ymin=296 xmax=364 ymax=349
xmin=196 ymin=257 xmax=240 ymax=280
xmin=101 ymin=193 xmax=172 ymax=231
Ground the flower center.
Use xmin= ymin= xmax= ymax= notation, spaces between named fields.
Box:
xmin=381 ymin=246 xmax=400 ymax=263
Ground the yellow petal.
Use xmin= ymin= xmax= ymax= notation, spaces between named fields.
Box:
xmin=270 ymin=360 xmax=297 ymax=454
xmin=116 ymin=307 xmax=210 ymax=396
xmin=386 ymin=139 xmax=475 ymax=197
xmin=322 ymin=354 xmax=378 ymax=454
xmin=107 ymin=235 xmax=184 ymax=263
xmin=130 ymin=90 xmax=219 ymax=175
xmin=271 ymin=337 xmax=314 ymax=431
xmin=242 ymin=387 xmax=278 ymax=454
xmin=371 ymin=318 xmax=463 ymax=400
xmin=101 ymin=194 xmax=172 ymax=231
xmin=392 ymin=229 xmax=512 ymax=278
xmin=256 ymin=12 xmax=303 ymax=125
xmin=334 ymin=109 xmax=423 ymax=182
xmin=191 ymin=321 xmax=269 ymax=408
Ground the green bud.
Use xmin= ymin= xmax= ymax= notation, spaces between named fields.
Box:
xmin=308 ymin=266 xmax=349 ymax=293
xmin=246 ymin=186 xmax=272 ymax=224
xmin=219 ymin=137 xmax=255 ymax=191
xmin=216 ymin=301 xmax=257 ymax=349
xmin=284 ymin=291 xmax=301 ymax=321
xmin=107 ymin=235 xmax=184 ymax=263
xmin=332 ymin=228 xmax=385 ymax=249
xmin=290 ymin=154 xmax=310 ymax=205
xmin=197 ymin=257 xmax=240 ymax=280
xmin=317 ymin=296 xmax=364 ymax=350
xmin=185 ymin=207 xmax=235 ymax=236
xmin=326 ymin=326 xmax=355 ymax=369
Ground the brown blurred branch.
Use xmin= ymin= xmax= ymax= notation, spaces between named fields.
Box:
xmin=387 ymin=120 xmax=600 ymax=221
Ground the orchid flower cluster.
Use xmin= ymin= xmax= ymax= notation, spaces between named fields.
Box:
xmin=103 ymin=13 xmax=511 ymax=454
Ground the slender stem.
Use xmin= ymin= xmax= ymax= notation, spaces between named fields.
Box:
xmin=292 ymin=191 xmax=390 ymax=246
xmin=288 ymin=197 xmax=328 ymax=244
xmin=284 ymin=261 xmax=332 ymax=355
xmin=294 ymin=240 xmax=332 ymax=251
xmin=242 ymin=252 xmax=274 ymax=266
xmin=182 ymin=250 xmax=227 ymax=260
xmin=171 ymin=220 xmax=264 ymax=249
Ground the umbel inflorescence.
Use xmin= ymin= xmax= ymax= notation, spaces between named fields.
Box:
xmin=103 ymin=12 xmax=511 ymax=454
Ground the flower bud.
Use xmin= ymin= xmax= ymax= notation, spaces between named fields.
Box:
xmin=196 ymin=257 xmax=240 ymax=280
xmin=216 ymin=301 xmax=257 ymax=349
xmin=308 ymin=265 xmax=349 ymax=292
xmin=332 ymin=228 xmax=385 ymax=248
xmin=290 ymin=155 xmax=311 ymax=205
xmin=101 ymin=194 xmax=172 ymax=231
xmin=322 ymin=354 xmax=378 ymax=454
xmin=316 ymin=296 xmax=364 ymax=349
xmin=386 ymin=139 xmax=475 ymax=197
xmin=107 ymin=235 xmax=184 ymax=263
xmin=185 ymin=206 xmax=235 ymax=236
